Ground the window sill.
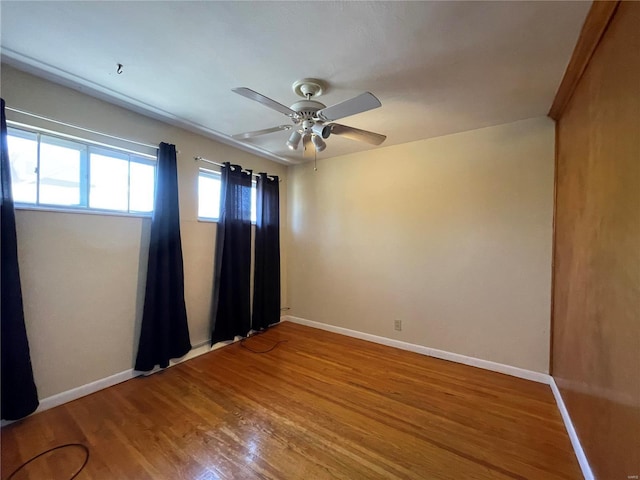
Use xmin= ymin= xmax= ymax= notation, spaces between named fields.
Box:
xmin=14 ymin=204 xmax=152 ymax=219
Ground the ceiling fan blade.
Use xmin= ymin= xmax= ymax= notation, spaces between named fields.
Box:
xmin=302 ymin=135 xmax=314 ymax=159
xmin=231 ymin=125 xmax=291 ymax=140
xmin=330 ymin=123 xmax=387 ymax=146
xmin=232 ymin=87 xmax=297 ymax=116
xmin=316 ymin=92 xmax=381 ymax=122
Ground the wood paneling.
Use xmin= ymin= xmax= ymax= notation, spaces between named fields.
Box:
xmin=548 ymin=1 xmax=620 ymax=120
xmin=2 ymin=322 xmax=581 ymax=479
xmin=552 ymin=2 xmax=640 ymax=478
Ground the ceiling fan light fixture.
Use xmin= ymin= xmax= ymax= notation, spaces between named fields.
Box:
xmin=286 ymin=130 xmax=302 ymax=150
xmin=312 ymin=134 xmax=326 ymax=152
xmin=311 ymin=122 xmax=331 ymax=139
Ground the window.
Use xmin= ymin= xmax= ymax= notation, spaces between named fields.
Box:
xmin=198 ymin=170 xmax=222 ymax=220
xmin=198 ymin=169 xmax=256 ymax=223
xmin=6 ymin=127 xmax=155 ymax=214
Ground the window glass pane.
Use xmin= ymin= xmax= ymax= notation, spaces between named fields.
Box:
xmin=198 ymin=172 xmax=221 ymax=219
xmin=7 ymin=127 xmax=155 ymax=216
xmin=130 ymin=160 xmax=155 ymax=212
xmin=251 ymin=180 xmax=257 ymax=224
xmin=39 ymin=136 xmax=84 ymax=206
xmin=89 ymin=149 xmax=128 ymax=211
xmin=7 ymin=129 xmax=38 ymax=204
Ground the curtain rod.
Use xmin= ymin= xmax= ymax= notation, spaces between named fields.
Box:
xmin=7 ymin=119 xmax=158 ymax=161
xmin=6 ymin=106 xmax=158 ymax=150
xmin=195 ymin=156 xmax=281 ymax=181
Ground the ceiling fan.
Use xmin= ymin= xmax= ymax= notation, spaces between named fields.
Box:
xmin=231 ymin=78 xmax=386 ymax=158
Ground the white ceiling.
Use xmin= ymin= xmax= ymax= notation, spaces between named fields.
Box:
xmin=0 ymin=1 xmax=590 ymax=165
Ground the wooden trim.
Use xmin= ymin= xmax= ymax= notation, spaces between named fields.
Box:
xmin=549 ymin=124 xmax=559 ymax=375
xmin=548 ymin=0 xmax=620 ymax=120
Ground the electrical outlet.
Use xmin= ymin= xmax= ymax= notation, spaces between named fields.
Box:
xmin=394 ymin=319 xmax=402 ymax=331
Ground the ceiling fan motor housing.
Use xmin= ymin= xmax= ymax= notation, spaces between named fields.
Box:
xmin=290 ymin=100 xmax=330 ymax=137
xmin=290 ymin=100 xmax=325 ymax=116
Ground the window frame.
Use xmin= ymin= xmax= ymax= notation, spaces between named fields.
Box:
xmin=197 ymin=168 xmax=257 ymax=224
xmin=7 ymin=125 xmax=157 ymax=218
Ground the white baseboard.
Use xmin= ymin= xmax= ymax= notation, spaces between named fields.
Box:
xmin=549 ymin=378 xmax=594 ymax=480
xmin=283 ymin=315 xmax=595 ymax=480
xmin=1 ymin=338 xmax=228 ymax=427
xmin=0 ymin=368 xmax=136 ymax=428
xmin=134 ymin=339 xmax=224 ymax=377
xmin=283 ymin=315 xmax=551 ymax=384
xmin=41 ymin=368 xmax=136 ymax=412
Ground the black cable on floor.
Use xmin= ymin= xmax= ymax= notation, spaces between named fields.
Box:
xmin=6 ymin=443 xmax=89 ymax=480
xmin=240 ymin=327 xmax=288 ymax=354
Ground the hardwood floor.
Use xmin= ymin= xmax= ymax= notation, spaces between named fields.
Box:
xmin=1 ymin=322 xmax=581 ymax=479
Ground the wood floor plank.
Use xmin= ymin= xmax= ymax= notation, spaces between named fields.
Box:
xmin=1 ymin=322 xmax=582 ymax=479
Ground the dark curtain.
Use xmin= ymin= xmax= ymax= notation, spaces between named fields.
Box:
xmin=1 ymin=98 xmax=39 ymax=420
xmin=135 ymin=142 xmax=191 ymax=371
xmin=252 ymin=173 xmax=281 ymax=331
xmin=211 ymin=162 xmax=252 ymax=344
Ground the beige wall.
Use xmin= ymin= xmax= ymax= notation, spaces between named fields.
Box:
xmin=287 ymin=117 xmax=554 ymax=373
xmin=1 ymin=65 xmax=288 ymax=398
